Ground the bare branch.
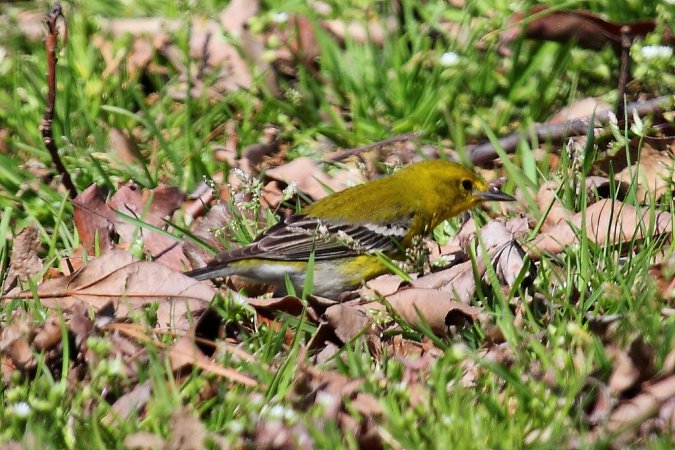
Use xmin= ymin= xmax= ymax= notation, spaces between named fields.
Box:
xmin=39 ymin=3 xmax=77 ymax=199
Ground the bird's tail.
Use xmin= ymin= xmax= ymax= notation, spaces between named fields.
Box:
xmin=184 ymin=264 xmax=231 ymax=281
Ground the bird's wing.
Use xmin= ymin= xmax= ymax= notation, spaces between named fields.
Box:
xmin=210 ymin=214 xmax=412 ymax=264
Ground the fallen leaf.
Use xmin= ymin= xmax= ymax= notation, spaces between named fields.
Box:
xmin=3 ymin=225 xmax=43 ymax=291
xmin=108 ymin=183 xmax=187 ymax=271
xmin=108 ymin=127 xmax=142 ymax=166
xmin=32 ymin=315 xmax=62 ymax=352
xmin=547 ymin=98 xmax=612 ymax=124
xmin=127 ymin=38 xmax=154 ymax=76
xmin=322 ymin=303 xmax=374 ymax=344
xmin=123 ymin=432 xmax=166 ymax=450
xmin=382 ymin=288 xmax=481 ymax=337
xmin=247 ymin=295 xmax=336 ymax=323
xmin=617 ymin=144 xmax=675 ymax=202
xmin=364 ymin=274 xmax=406 ymax=297
xmin=530 ymin=199 xmax=672 ymax=256
xmin=264 ymin=157 xmax=344 ymax=200
xmin=182 ymin=202 xmax=234 ymax=270
xmin=323 ymin=17 xmax=398 ymax=46
xmin=606 ymin=375 xmax=675 ymax=441
xmin=411 ymin=259 xmax=481 ymax=303
xmin=73 ymin=184 xmax=116 ymax=256
xmin=499 ymin=6 xmax=674 ymax=56
xmin=104 ymin=381 xmax=152 ymax=425
xmin=1 ymin=250 xmax=214 ymax=330
xmin=0 ymin=319 xmax=35 ymax=371
xmin=167 ymin=407 xmax=207 ymax=450
xmin=167 ymin=334 xmax=257 ymax=387
xmin=218 ymin=0 xmax=259 ymax=35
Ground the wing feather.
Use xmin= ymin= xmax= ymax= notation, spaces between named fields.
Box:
xmin=208 ymin=214 xmax=412 ymax=265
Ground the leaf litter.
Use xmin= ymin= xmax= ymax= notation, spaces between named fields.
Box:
xmin=2 ymin=1 xmax=675 ymax=447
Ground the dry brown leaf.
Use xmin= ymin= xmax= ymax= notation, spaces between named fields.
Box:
xmin=167 ymin=407 xmax=207 ymax=450
xmin=323 ymin=304 xmax=373 ymax=344
xmin=606 ymin=375 xmax=675 ymax=440
xmin=479 ymin=221 xmax=535 ymax=289
xmin=264 ymin=157 xmax=344 ymax=200
xmin=108 ymin=183 xmax=187 ymax=271
xmin=530 ymin=199 xmax=672 ymax=256
xmin=617 ymin=144 xmax=675 ymax=202
xmin=189 ymin=18 xmax=252 ymax=92
xmin=410 ymin=220 xmax=531 ymax=305
xmin=536 ymin=178 xmax=624 ymax=229
xmin=547 ymin=98 xmax=612 ymax=124
xmin=73 ymin=184 xmax=117 ymax=256
xmin=108 ymin=127 xmax=142 ymax=166
xmin=182 ymin=202 xmax=234 ymax=270
xmin=0 ymin=319 xmax=35 ymax=371
xmin=127 ymin=38 xmax=154 ymax=76
xmin=218 ymin=0 xmax=259 ymax=34
xmin=4 ymin=225 xmax=43 ymax=291
xmin=607 ymin=338 xmax=655 ymax=395
xmin=247 ymin=295 xmax=336 ymax=323
xmin=412 ymin=259 xmax=481 ymax=304
xmin=322 ymin=18 xmax=398 ymax=46
xmin=364 ymin=274 xmax=406 ymax=297
xmin=650 ymin=256 xmax=675 ymax=305
xmin=499 ymin=6 xmax=673 ymax=56
xmin=381 ymin=288 xmax=481 ymax=337
xmin=104 ymin=381 xmax=152 ymax=426
xmin=167 ymin=335 xmax=257 ymax=387
xmin=1 ymin=251 xmax=214 ymax=330
xmin=32 ymin=315 xmax=62 ymax=352
xmin=123 ymin=432 xmax=166 ymax=450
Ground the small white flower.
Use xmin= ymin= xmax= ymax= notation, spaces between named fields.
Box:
xmin=13 ymin=402 xmax=31 ymax=418
xmin=266 ymin=404 xmax=287 ymax=419
xmin=439 ymin=51 xmax=460 ymax=67
xmin=272 ymin=12 xmax=289 ymax=24
xmin=640 ymin=45 xmax=673 ymax=60
xmin=282 ymin=182 xmax=298 ymax=201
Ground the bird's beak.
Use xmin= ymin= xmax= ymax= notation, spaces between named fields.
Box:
xmin=477 ymin=186 xmax=516 ymax=202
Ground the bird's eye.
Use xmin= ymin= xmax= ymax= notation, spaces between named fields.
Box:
xmin=461 ymin=179 xmax=473 ymax=192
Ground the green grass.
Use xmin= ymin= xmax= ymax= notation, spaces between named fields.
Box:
xmin=1 ymin=0 xmax=674 ymax=448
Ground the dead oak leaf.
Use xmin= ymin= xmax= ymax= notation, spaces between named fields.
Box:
xmin=617 ymin=144 xmax=675 ymax=202
xmin=264 ymin=157 xmax=345 ymax=201
xmin=3 ymin=225 xmax=43 ymax=291
xmin=376 ymin=288 xmax=481 ymax=338
xmin=1 ymin=250 xmax=215 ymax=330
xmin=529 ymin=199 xmax=672 ymax=256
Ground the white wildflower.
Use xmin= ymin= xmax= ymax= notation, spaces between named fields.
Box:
xmin=272 ymin=12 xmax=289 ymax=23
xmin=12 ymin=402 xmax=31 ymax=418
xmin=640 ymin=45 xmax=673 ymax=59
xmin=282 ymin=182 xmax=298 ymax=201
xmin=439 ymin=51 xmax=460 ymax=67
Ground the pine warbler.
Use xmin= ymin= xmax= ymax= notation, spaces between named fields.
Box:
xmin=187 ymin=160 xmax=514 ymax=298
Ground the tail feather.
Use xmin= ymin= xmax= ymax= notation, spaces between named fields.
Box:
xmin=184 ymin=264 xmax=231 ymax=281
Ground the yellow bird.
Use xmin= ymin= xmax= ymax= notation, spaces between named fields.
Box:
xmin=187 ymin=160 xmax=514 ymax=298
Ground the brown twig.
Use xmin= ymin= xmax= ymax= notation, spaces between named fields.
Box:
xmin=39 ymin=3 xmax=77 ymax=199
xmin=468 ymin=95 xmax=674 ymax=165
xmin=616 ymin=26 xmax=633 ymax=119
xmin=325 ymin=131 xmax=422 ymax=162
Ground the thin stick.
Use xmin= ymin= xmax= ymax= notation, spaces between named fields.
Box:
xmin=468 ymin=95 xmax=674 ymax=165
xmin=615 ymin=26 xmax=633 ymax=120
xmin=325 ymin=131 xmax=422 ymax=162
xmin=39 ymin=3 xmax=77 ymax=199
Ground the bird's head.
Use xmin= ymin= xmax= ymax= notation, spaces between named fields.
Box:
xmin=396 ymin=160 xmax=515 ymax=223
